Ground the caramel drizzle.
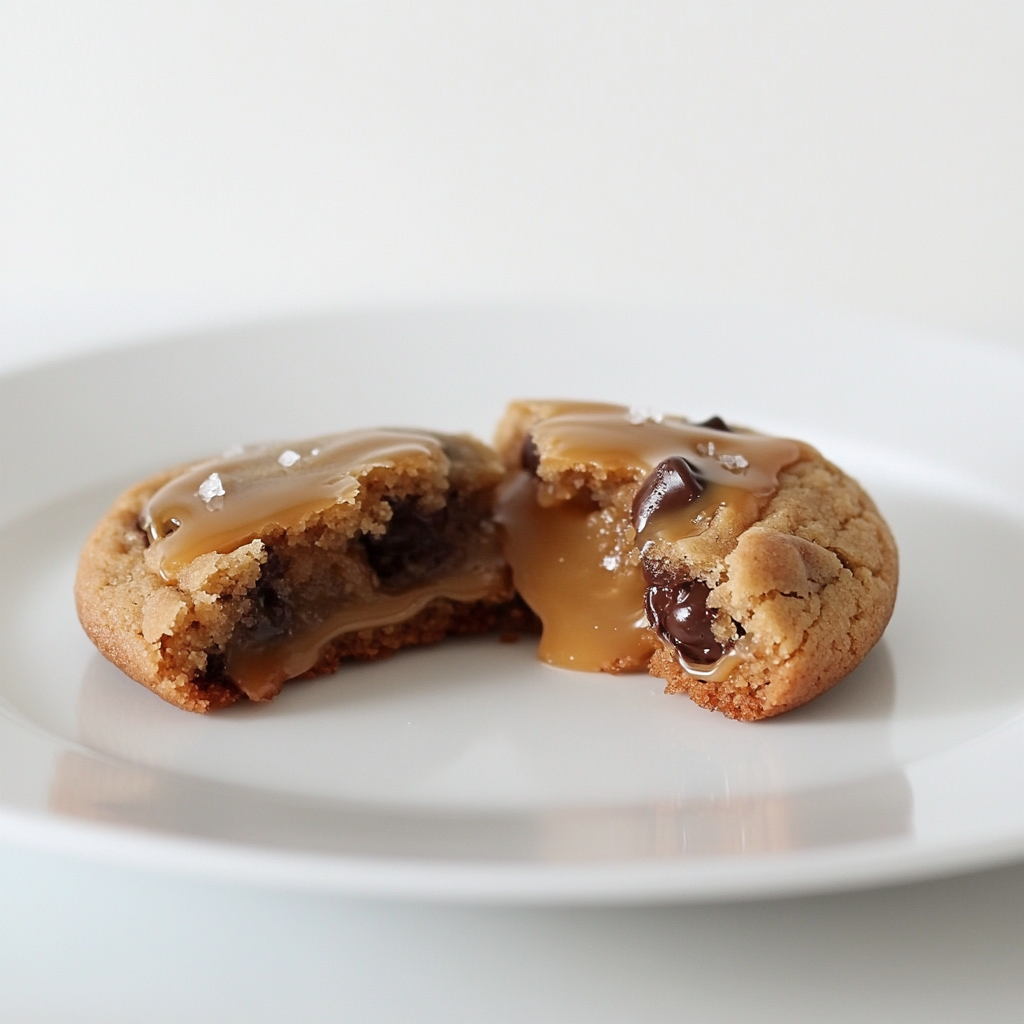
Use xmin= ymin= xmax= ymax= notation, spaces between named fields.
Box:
xmin=227 ymin=563 xmax=506 ymax=701
xmin=496 ymin=403 xmax=805 ymax=674
xmin=677 ymin=648 xmax=746 ymax=682
xmin=141 ymin=429 xmax=442 ymax=581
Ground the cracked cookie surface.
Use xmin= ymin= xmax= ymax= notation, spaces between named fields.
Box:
xmin=655 ymin=454 xmax=898 ymax=719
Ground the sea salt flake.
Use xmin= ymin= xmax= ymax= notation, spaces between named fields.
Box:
xmin=627 ymin=405 xmax=664 ymax=425
xmin=602 ymin=554 xmax=620 ymax=571
xmin=196 ymin=472 xmax=226 ymax=508
xmin=719 ymin=453 xmax=749 ymax=471
xmin=310 ymin=448 xmax=320 ymax=456
xmin=278 ymin=449 xmax=301 ymax=467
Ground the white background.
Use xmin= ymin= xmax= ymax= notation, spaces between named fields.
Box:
xmin=2 ymin=3 xmax=1023 ymax=1021
xmin=2 ymin=1 xmax=1023 ymax=369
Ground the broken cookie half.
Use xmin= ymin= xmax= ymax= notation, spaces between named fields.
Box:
xmin=76 ymin=429 xmax=522 ymax=712
xmin=494 ymin=401 xmax=898 ymax=720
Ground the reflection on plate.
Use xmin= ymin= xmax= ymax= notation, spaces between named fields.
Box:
xmin=0 ymin=307 xmax=1021 ymax=903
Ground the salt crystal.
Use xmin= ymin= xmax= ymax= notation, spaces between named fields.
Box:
xmin=719 ymin=453 xmax=749 ymax=470
xmin=602 ymin=554 xmax=620 ymax=571
xmin=310 ymin=448 xmax=320 ymax=456
xmin=196 ymin=472 xmax=225 ymax=507
xmin=222 ymin=443 xmax=245 ymax=458
xmin=627 ymin=405 xmax=664 ymax=425
xmin=278 ymin=449 xmax=301 ymax=468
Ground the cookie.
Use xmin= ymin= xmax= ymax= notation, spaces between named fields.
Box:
xmin=76 ymin=429 xmax=522 ymax=712
xmin=494 ymin=401 xmax=898 ymax=720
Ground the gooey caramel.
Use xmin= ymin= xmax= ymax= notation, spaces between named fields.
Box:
xmin=494 ymin=403 xmax=805 ymax=674
xmin=227 ymin=560 xmax=505 ymax=701
xmin=495 ymin=472 xmax=656 ymax=671
xmin=141 ymin=430 xmax=442 ymax=581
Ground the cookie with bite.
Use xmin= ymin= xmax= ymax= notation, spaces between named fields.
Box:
xmin=494 ymin=401 xmax=898 ymax=720
xmin=76 ymin=429 xmax=522 ymax=712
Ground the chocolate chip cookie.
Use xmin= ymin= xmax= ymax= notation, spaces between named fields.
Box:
xmin=76 ymin=429 xmax=521 ymax=712
xmin=494 ymin=401 xmax=898 ymax=720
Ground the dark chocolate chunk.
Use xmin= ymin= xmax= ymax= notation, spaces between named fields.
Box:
xmin=197 ymin=654 xmax=242 ymax=695
xmin=632 ymin=456 xmax=704 ymax=533
xmin=199 ymin=652 xmax=228 ymax=686
xmin=521 ymin=435 xmax=541 ymax=474
xmin=697 ymin=415 xmax=730 ymax=432
xmin=642 ymin=563 xmax=726 ymax=665
xmin=362 ymin=497 xmax=454 ymax=585
xmin=244 ymin=547 xmax=292 ymax=645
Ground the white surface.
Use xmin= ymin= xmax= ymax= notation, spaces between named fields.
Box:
xmin=0 ymin=846 xmax=1022 ymax=1024
xmin=1 ymin=308 xmax=1023 ymax=909
xmin=2 ymin=2 xmax=1023 ymax=372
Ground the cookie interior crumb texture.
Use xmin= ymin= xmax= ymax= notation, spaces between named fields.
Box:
xmin=494 ymin=400 xmax=899 ymax=720
xmin=76 ymin=430 xmax=526 ymax=713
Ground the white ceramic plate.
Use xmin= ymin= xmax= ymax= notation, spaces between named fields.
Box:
xmin=0 ymin=307 xmax=1021 ymax=904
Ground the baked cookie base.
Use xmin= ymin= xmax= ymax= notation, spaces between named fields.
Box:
xmin=152 ymin=599 xmax=535 ymax=714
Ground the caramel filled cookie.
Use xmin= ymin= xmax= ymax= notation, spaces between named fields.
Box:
xmin=76 ymin=429 xmax=523 ymax=712
xmin=494 ymin=401 xmax=898 ymax=720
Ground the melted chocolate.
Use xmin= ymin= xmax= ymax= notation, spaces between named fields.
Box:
xmin=631 ymin=456 xmax=705 ymax=533
xmin=198 ymin=652 xmax=230 ymax=689
xmin=243 ymin=548 xmax=292 ymax=645
xmin=361 ymin=498 xmax=454 ymax=586
xmin=520 ymin=435 xmax=541 ymax=474
xmin=642 ymin=561 xmax=726 ymax=665
xmin=697 ymin=416 xmax=730 ymax=432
